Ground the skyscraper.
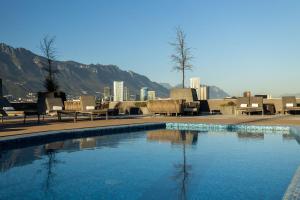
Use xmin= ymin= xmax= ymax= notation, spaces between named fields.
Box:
xmin=140 ymin=87 xmax=148 ymax=101
xmin=200 ymin=86 xmax=210 ymax=100
xmin=103 ymin=86 xmax=111 ymax=101
xmin=123 ymin=86 xmax=130 ymax=101
xmin=113 ymin=81 xmax=124 ymax=101
xmin=147 ymin=91 xmax=156 ymax=100
xmin=190 ymin=77 xmax=200 ymax=100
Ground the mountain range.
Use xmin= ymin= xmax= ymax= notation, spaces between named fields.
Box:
xmin=0 ymin=43 xmax=230 ymax=99
xmin=0 ymin=43 xmax=169 ymax=98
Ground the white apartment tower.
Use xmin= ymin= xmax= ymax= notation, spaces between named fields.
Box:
xmin=140 ymin=87 xmax=148 ymax=101
xmin=190 ymin=77 xmax=201 ymax=100
xmin=147 ymin=91 xmax=156 ymax=100
xmin=113 ymin=81 xmax=124 ymax=102
xmin=200 ymin=86 xmax=209 ymax=100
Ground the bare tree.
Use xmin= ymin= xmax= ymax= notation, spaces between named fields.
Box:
xmin=40 ymin=35 xmax=59 ymax=92
xmin=170 ymin=27 xmax=193 ymax=88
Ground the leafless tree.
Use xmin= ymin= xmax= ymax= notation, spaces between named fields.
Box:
xmin=40 ymin=35 xmax=59 ymax=92
xmin=170 ymin=27 xmax=193 ymax=88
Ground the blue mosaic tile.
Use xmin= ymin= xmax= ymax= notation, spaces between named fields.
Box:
xmin=166 ymin=122 xmax=291 ymax=134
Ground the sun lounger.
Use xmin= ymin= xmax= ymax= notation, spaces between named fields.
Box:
xmin=249 ymin=97 xmax=264 ymax=115
xmin=282 ymin=96 xmax=300 ymax=114
xmin=78 ymin=96 xmax=108 ymax=120
xmin=45 ymin=97 xmax=78 ymax=122
xmin=0 ymin=97 xmax=44 ymax=123
xmin=236 ymin=97 xmax=264 ymax=115
xmin=147 ymin=99 xmax=185 ymax=116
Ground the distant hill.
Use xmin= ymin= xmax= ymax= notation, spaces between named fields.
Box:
xmin=0 ymin=43 xmax=169 ymax=98
xmin=208 ymin=85 xmax=230 ymax=99
xmin=159 ymin=82 xmax=173 ymax=90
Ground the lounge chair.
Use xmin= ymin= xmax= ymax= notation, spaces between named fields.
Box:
xmin=249 ymin=97 xmax=264 ymax=115
xmin=236 ymin=97 xmax=264 ymax=115
xmin=236 ymin=97 xmax=249 ymax=115
xmin=147 ymin=99 xmax=185 ymax=116
xmin=0 ymin=109 xmax=7 ymax=123
xmin=78 ymin=96 xmax=108 ymax=121
xmin=0 ymin=97 xmax=44 ymax=123
xmin=45 ymin=97 xmax=78 ymax=122
xmin=282 ymin=96 xmax=300 ymax=114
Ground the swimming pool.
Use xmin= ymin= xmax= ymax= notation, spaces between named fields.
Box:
xmin=1 ymin=124 xmax=300 ymax=200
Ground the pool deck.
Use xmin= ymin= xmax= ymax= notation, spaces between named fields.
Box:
xmin=1 ymin=114 xmax=300 ymax=138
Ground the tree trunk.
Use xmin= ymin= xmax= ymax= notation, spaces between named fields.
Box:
xmin=182 ymin=69 xmax=185 ymax=88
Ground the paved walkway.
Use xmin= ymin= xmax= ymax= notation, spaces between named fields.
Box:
xmin=1 ymin=115 xmax=300 ymax=137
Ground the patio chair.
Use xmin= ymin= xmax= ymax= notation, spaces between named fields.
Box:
xmin=0 ymin=97 xmax=44 ymax=123
xmin=236 ymin=97 xmax=250 ymax=115
xmin=78 ymin=96 xmax=108 ymax=121
xmin=249 ymin=97 xmax=264 ymax=115
xmin=45 ymin=97 xmax=78 ymax=122
xmin=236 ymin=97 xmax=264 ymax=115
xmin=282 ymin=96 xmax=300 ymax=114
xmin=0 ymin=109 xmax=7 ymax=123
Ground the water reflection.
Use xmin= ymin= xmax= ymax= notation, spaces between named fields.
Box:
xmin=236 ymin=132 xmax=264 ymax=141
xmin=283 ymin=133 xmax=300 ymax=144
xmin=43 ymin=142 xmax=64 ymax=192
xmin=147 ymin=130 xmax=198 ymax=145
xmin=147 ymin=130 xmax=198 ymax=200
xmin=0 ymin=132 xmax=143 ymax=172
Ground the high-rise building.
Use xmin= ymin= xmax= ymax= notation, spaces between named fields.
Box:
xmin=243 ymin=91 xmax=251 ymax=97
xmin=103 ymin=86 xmax=111 ymax=101
xmin=0 ymin=78 xmax=2 ymax=97
xmin=200 ymin=86 xmax=209 ymax=100
xmin=190 ymin=77 xmax=201 ymax=100
xmin=113 ymin=81 xmax=124 ymax=102
xmin=140 ymin=87 xmax=148 ymax=101
xmin=123 ymin=87 xmax=130 ymax=101
xmin=148 ymin=91 xmax=156 ymax=100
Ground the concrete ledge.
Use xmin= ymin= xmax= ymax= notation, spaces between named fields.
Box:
xmin=283 ymin=166 xmax=300 ymax=200
xmin=0 ymin=123 xmax=166 ymax=151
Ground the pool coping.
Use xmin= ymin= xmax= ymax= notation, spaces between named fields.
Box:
xmin=0 ymin=123 xmax=166 ymax=150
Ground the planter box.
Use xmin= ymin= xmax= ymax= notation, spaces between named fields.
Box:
xmin=220 ymin=106 xmax=236 ymax=115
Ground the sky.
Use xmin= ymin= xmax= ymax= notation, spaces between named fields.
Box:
xmin=1 ymin=0 xmax=300 ymax=97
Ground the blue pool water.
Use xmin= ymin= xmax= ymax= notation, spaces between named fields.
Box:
xmin=1 ymin=129 xmax=300 ymax=200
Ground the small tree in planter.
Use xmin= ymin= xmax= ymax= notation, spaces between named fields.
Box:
xmin=40 ymin=35 xmax=59 ymax=92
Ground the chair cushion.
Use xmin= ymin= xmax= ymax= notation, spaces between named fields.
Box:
xmin=86 ymin=106 xmax=95 ymax=110
xmin=251 ymin=103 xmax=259 ymax=108
xmin=286 ymin=103 xmax=294 ymax=107
xmin=3 ymin=106 xmax=15 ymax=111
xmin=53 ymin=106 xmax=63 ymax=111
xmin=240 ymin=104 xmax=247 ymax=108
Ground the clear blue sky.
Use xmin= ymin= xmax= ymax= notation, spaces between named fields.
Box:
xmin=1 ymin=0 xmax=300 ymax=96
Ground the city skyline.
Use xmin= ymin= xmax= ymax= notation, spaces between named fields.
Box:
xmin=1 ymin=0 xmax=300 ymax=96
